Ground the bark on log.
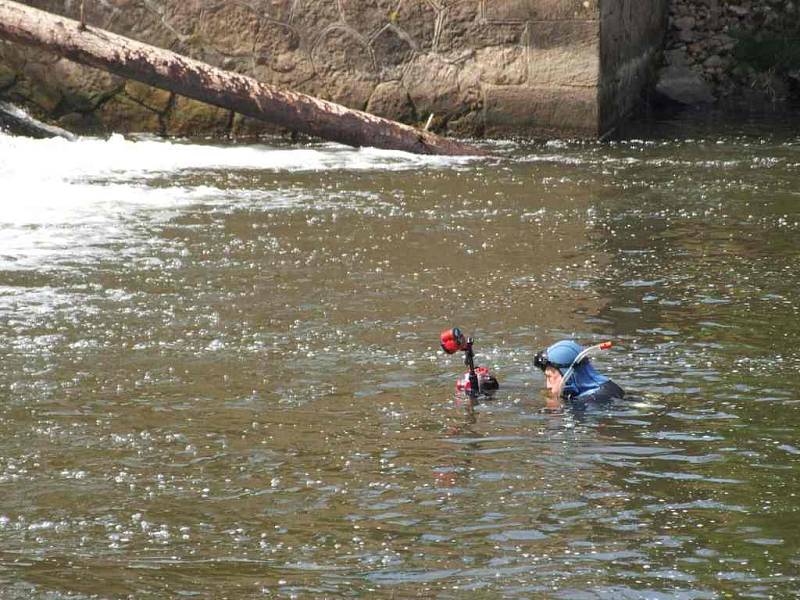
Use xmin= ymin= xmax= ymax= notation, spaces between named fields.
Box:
xmin=0 ymin=0 xmax=485 ymax=156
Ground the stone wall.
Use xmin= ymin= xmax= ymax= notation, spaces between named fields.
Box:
xmin=600 ymin=0 xmax=669 ymax=136
xmin=657 ymin=0 xmax=800 ymax=107
xmin=0 ymin=1 xmax=668 ymax=139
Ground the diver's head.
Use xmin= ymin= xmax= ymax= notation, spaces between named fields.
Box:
xmin=534 ymin=340 xmax=585 ymax=398
xmin=533 ymin=340 xmax=584 ymax=375
xmin=534 ymin=339 xmax=610 ymax=399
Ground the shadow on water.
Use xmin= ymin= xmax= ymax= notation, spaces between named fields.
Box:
xmin=1 ymin=113 xmax=799 ymax=597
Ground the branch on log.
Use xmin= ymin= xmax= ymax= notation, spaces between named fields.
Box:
xmin=0 ymin=0 xmax=485 ymax=156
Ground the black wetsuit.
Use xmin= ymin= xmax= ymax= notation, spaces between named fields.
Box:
xmin=566 ymin=380 xmax=625 ymax=409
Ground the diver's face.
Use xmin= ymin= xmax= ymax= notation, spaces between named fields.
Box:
xmin=544 ymin=366 xmax=563 ymax=395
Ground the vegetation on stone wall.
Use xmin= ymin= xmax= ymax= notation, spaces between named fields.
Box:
xmin=731 ymin=29 xmax=800 ymax=77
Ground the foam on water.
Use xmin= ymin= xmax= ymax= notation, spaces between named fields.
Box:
xmin=0 ymin=131 xmax=472 ymax=186
xmin=0 ymin=132 xmax=473 ymax=271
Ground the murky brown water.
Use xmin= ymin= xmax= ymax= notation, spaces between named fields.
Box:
xmin=2 ymin=114 xmax=800 ymax=598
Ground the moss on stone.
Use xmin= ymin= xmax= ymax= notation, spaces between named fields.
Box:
xmin=0 ymin=64 xmax=15 ymax=91
xmin=7 ymin=78 xmax=62 ymax=113
xmin=98 ymin=94 xmax=162 ymax=133
xmin=165 ymin=96 xmax=231 ymax=137
xmin=230 ymin=113 xmax=284 ymax=139
xmin=124 ymin=81 xmax=172 ymax=113
xmin=57 ymin=111 xmax=106 ymax=136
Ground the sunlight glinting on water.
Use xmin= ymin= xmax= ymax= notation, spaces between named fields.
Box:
xmin=1 ymin=121 xmax=799 ymax=598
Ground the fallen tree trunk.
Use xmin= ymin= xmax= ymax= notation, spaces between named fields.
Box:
xmin=0 ymin=0 xmax=484 ymax=156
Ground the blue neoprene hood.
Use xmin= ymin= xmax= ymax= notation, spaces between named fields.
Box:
xmin=546 ymin=340 xmax=609 ymax=399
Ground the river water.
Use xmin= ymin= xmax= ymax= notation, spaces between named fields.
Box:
xmin=1 ymin=114 xmax=799 ymax=598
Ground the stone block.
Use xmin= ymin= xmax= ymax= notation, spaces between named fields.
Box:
xmin=0 ymin=64 xmax=15 ymax=91
xmin=402 ymin=53 xmax=463 ymax=115
xmin=254 ymin=21 xmax=307 ymax=77
xmin=0 ymin=40 xmax=24 ymax=74
xmin=439 ymin=12 xmax=526 ymax=53
xmin=231 ymin=113 xmax=285 ymax=138
xmin=371 ymin=24 xmax=417 ymax=79
xmin=197 ymin=3 xmax=262 ymax=56
xmin=51 ymin=59 xmax=123 ymax=112
xmin=528 ymin=21 xmax=599 ymax=87
xmin=391 ymin=0 xmax=439 ymax=52
xmin=124 ymin=81 xmax=172 ymax=113
xmin=436 ymin=1 xmax=483 ymax=52
xmin=103 ymin=1 xmax=180 ymax=49
xmin=311 ymin=26 xmax=377 ymax=108
xmin=163 ymin=1 xmax=208 ymax=39
xmin=57 ymin=111 xmax=106 ymax=136
xmin=474 ymin=46 xmax=528 ymax=85
xmin=366 ymin=81 xmax=416 ymax=122
xmin=340 ymin=0 xmax=402 ymax=37
xmin=99 ymin=93 xmax=162 ymax=133
xmin=253 ymin=50 xmax=317 ymax=89
xmin=484 ymin=84 xmax=598 ymax=137
xmin=291 ymin=0 xmax=344 ymax=43
xmin=483 ymin=0 xmax=599 ymax=22
xmin=166 ymin=95 xmax=231 ymax=137
xmin=255 ymin=0 xmax=295 ymax=23
xmin=8 ymin=73 xmax=62 ymax=113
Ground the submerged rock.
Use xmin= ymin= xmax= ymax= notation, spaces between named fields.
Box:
xmin=655 ymin=65 xmax=716 ymax=105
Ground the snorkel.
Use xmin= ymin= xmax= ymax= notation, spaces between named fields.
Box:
xmin=557 ymin=341 xmax=612 ymax=398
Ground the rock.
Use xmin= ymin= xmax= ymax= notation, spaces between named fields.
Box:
xmin=678 ymin=28 xmax=697 ymax=43
xmin=165 ymin=96 xmax=231 ymax=137
xmin=57 ymin=111 xmax=106 ymax=136
xmin=51 ymin=59 xmax=122 ymax=112
xmin=687 ymin=42 xmax=705 ymax=55
xmin=665 ymin=48 xmax=691 ymax=67
xmin=310 ymin=27 xmax=378 ymax=109
xmin=713 ymin=33 xmax=737 ymax=51
xmin=655 ymin=65 xmax=716 ymax=104
xmin=124 ymin=81 xmax=172 ymax=113
xmin=446 ymin=110 xmax=483 ymax=137
xmin=727 ymin=5 xmax=750 ymax=16
xmin=0 ymin=64 xmax=14 ymax=91
xmin=7 ymin=77 xmax=62 ymax=113
xmin=673 ymin=16 xmax=696 ymax=30
xmin=703 ymin=54 xmax=724 ymax=69
xmin=483 ymin=84 xmax=597 ymax=137
xmin=366 ymin=81 xmax=416 ymax=123
xmin=371 ymin=26 xmax=415 ymax=69
xmin=402 ymin=53 xmax=462 ymax=116
xmin=230 ymin=113 xmax=284 ymax=139
xmin=474 ymin=46 xmax=528 ymax=86
xmin=99 ymin=94 xmax=161 ymax=133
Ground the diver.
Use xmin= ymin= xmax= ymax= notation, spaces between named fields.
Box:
xmin=534 ymin=340 xmax=624 ymax=410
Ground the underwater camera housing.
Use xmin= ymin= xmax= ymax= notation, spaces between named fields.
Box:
xmin=440 ymin=327 xmax=499 ymax=397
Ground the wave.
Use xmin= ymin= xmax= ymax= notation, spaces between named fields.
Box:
xmin=0 ymin=132 xmax=474 ymax=271
xmin=0 ymin=131 xmax=474 ymax=183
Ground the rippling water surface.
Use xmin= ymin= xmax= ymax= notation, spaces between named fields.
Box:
xmin=1 ymin=115 xmax=799 ymax=598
